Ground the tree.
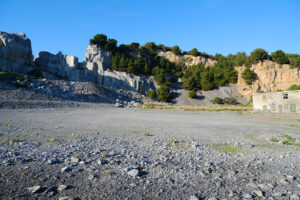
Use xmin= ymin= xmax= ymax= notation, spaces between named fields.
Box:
xmin=157 ymin=84 xmax=172 ymax=102
xmin=129 ymin=42 xmax=140 ymax=50
xmin=271 ymin=50 xmax=289 ymax=64
xmin=172 ymin=46 xmax=181 ymax=55
xmin=200 ymin=69 xmax=214 ymax=91
xmin=90 ymin=34 xmax=108 ymax=47
xmin=288 ymin=84 xmax=300 ymax=91
xmin=234 ymin=52 xmax=248 ymax=66
xmin=104 ymin=39 xmax=117 ymax=52
xmin=144 ymin=42 xmax=156 ymax=51
xmin=290 ymin=56 xmax=300 ymax=68
xmin=242 ymin=67 xmax=256 ymax=85
xmin=250 ymin=48 xmax=268 ymax=63
xmin=190 ymin=48 xmax=198 ymax=56
xmin=146 ymin=89 xmax=157 ymax=100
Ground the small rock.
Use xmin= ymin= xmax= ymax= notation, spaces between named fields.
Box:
xmin=57 ymin=185 xmax=68 ymax=192
xmin=97 ymin=159 xmax=104 ymax=165
xmin=70 ymin=157 xmax=79 ymax=163
xmin=127 ymin=169 xmax=141 ymax=177
xmin=254 ymin=190 xmax=264 ymax=197
xmin=27 ymin=185 xmax=42 ymax=194
xmin=59 ymin=196 xmax=73 ymax=200
xmin=88 ymin=174 xmax=94 ymax=180
xmin=61 ymin=167 xmax=71 ymax=173
xmin=190 ymin=194 xmax=199 ymax=200
xmin=48 ymin=159 xmax=59 ymax=164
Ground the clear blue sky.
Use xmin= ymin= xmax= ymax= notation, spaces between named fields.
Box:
xmin=1 ymin=0 xmax=300 ymax=61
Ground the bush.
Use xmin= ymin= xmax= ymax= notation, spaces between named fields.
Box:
xmin=289 ymin=56 xmax=300 ymax=68
xmin=250 ymin=48 xmax=268 ymax=63
xmin=157 ymin=84 xmax=172 ymax=102
xmin=211 ymin=97 xmax=223 ymax=104
xmin=146 ymin=89 xmax=157 ymax=100
xmin=189 ymin=48 xmax=198 ymax=56
xmin=0 ymin=71 xmax=18 ymax=81
xmin=271 ymin=50 xmax=289 ymax=64
xmin=242 ymin=67 xmax=256 ymax=85
xmin=188 ymin=90 xmax=197 ymax=99
xmin=223 ymin=97 xmax=237 ymax=105
xmin=288 ymin=84 xmax=300 ymax=91
xmin=104 ymin=39 xmax=117 ymax=52
xmin=172 ymin=46 xmax=181 ymax=55
xmin=234 ymin=52 xmax=248 ymax=66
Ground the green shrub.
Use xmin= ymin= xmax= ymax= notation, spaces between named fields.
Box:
xmin=3 ymin=138 xmax=9 ymax=143
xmin=270 ymin=138 xmax=278 ymax=142
xmin=171 ymin=45 xmax=181 ymax=55
xmin=189 ymin=48 xmax=198 ymax=56
xmin=289 ymin=56 xmax=300 ymax=68
xmin=271 ymin=50 xmax=289 ymax=64
xmin=250 ymin=48 xmax=268 ymax=63
xmin=0 ymin=71 xmax=17 ymax=81
xmin=157 ymin=84 xmax=172 ymax=102
xmin=242 ymin=67 xmax=256 ymax=85
xmin=12 ymin=137 xmax=20 ymax=142
xmin=223 ymin=97 xmax=237 ymax=105
xmin=146 ymin=89 xmax=157 ymax=100
xmin=188 ymin=90 xmax=197 ymax=99
xmin=50 ymin=137 xmax=56 ymax=142
xmin=288 ymin=84 xmax=300 ymax=91
xmin=234 ymin=52 xmax=248 ymax=66
xmin=211 ymin=97 xmax=223 ymax=104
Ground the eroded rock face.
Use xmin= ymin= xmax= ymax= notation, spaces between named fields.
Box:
xmin=84 ymin=44 xmax=112 ymax=74
xmin=0 ymin=32 xmax=34 ymax=74
xmin=236 ymin=60 xmax=300 ymax=98
xmin=157 ymin=51 xmax=217 ymax=67
xmin=83 ymin=45 xmax=156 ymax=92
xmin=35 ymin=51 xmax=96 ymax=82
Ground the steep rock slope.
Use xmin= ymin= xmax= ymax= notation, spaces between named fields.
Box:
xmin=236 ymin=60 xmax=300 ymax=98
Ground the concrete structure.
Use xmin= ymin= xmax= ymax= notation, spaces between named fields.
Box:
xmin=253 ymin=90 xmax=300 ymax=113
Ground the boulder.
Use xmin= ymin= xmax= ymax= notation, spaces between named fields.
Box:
xmin=0 ymin=31 xmax=34 ymax=74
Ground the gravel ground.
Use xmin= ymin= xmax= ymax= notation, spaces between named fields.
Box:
xmin=0 ymin=106 xmax=300 ymax=200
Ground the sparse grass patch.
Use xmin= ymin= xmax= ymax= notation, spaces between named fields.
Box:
xmin=140 ymin=104 xmax=253 ymax=112
xmin=296 ymin=119 xmax=300 ymax=122
xmin=103 ymin=170 xmax=111 ymax=175
xmin=290 ymin=124 xmax=299 ymax=128
xmin=50 ymin=137 xmax=56 ymax=142
xmin=12 ymin=137 xmax=20 ymax=142
xmin=144 ymin=132 xmax=150 ymax=136
xmin=168 ymin=139 xmax=175 ymax=143
xmin=260 ymin=144 xmax=273 ymax=148
xmin=100 ymin=152 xmax=107 ymax=158
xmin=270 ymin=138 xmax=279 ymax=142
xmin=237 ymin=111 xmax=244 ymax=115
xmin=213 ymin=145 xmax=241 ymax=154
xmin=74 ymin=152 xmax=80 ymax=158
xmin=293 ymin=143 xmax=300 ymax=147
xmin=3 ymin=138 xmax=10 ymax=143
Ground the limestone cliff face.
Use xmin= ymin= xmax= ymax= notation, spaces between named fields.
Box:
xmin=0 ymin=32 xmax=34 ymax=74
xmin=236 ymin=60 xmax=300 ymax=98
xmin=157 ymin=51 xmax=217 ymax=67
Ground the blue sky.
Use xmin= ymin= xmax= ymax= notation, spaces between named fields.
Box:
xmin=1 ymin=0 xmax=300 ymax=60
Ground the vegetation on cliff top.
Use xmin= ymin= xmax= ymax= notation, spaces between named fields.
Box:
xmin=90 ymin=33 xmax=300 ymax=102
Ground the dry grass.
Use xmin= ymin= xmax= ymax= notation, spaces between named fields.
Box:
xmin=140 ymin=104 xmax=253 ymax=112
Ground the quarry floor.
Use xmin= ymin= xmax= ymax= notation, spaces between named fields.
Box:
xmin=0 ymin=105 xmax=300 ymax=199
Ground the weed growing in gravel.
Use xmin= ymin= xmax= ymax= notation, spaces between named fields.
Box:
xmin=50 ymin=137 xmax=57 ymax=142
xmin=103 ymin=170 xmax=111 ymax=175
xmin=74 ymin=152 xmax=80 ymax=158
xmin=144 ymin=132 xmax=150 ymax=136
xmin=213 ymin=145 xmax=241 ymax=154
xmin=237 ymin=111 xmax=243 ymax=115
xmin=100 ymin=152 xmax=107 ymax=158
xmin=270 ymin=138 xmax=279 ymax=142
xmin=293 ymin=143 xmax=300 ymax=147
xmin=12 ymin=137 xmax=20 ymax=142
xmin=290 ymin=124 xmax=299 ymax=128
xmin=168 ymin=139 xmax=175 ymax=143
xmin=141 ymin=104 xmax=253 ymax=111
xmin=296 ymin=119 xmax=300 ymax=122
xmin=3 ymin=138 xmax=9 ymax=143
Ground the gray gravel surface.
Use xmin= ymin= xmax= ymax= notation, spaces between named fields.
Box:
xmin=0 ymin=106 xmax=300 ymax=199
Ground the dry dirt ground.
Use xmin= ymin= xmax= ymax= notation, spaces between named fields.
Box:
xmin=0 ymin=105 xmax=300 ymax=200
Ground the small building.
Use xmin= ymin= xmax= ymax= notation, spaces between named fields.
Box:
xmin=253 ymin=90 xmax=300 ymax=113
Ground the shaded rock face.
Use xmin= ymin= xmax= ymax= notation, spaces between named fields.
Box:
xmin=236 ymin=60 xmax=300 ymax=98
xmin=0 ymin=32 xmax=34 ymax=74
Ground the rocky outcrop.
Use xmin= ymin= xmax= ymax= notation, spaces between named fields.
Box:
xmin=157 ymin=51 xmax=217 ymax=67
xmin=34 ymin=44 xmax=156 ymax=93
xmin=0 ymin=32 xmax=34 ymax=74
xmin=83 ymin=45 xmax=156 ymax=92
xmin=35 ymin=51 xmax=96 ymax=82
xmin=236 ymin=60 xmax=300 ymax=98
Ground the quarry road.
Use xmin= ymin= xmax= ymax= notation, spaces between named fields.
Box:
xmin=0 ymin=106 xmax=299 ymax=199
